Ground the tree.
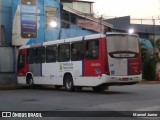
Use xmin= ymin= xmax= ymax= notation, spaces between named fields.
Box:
xmin=140 ymin=38 xmax=160 ymax=80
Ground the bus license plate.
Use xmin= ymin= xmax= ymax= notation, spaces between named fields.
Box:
xmin=121 ymin=78 xmax=128 ymax=81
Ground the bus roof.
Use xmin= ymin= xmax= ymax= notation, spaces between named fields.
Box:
xmin=19 ymin=33 xmax=138 ymax=49
xmin=19 ymin=33 xmax=106 ymax=49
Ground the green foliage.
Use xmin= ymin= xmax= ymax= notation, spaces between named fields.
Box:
xmin=140 ymin=38 xmax=160 ymax=80
xmin=155 ymin=39 xmax=160 ymax=50
xmin=140 ymin=42 xmax=148 ymax=61
xmin=143 ymin=56 xmax=158 ymax=80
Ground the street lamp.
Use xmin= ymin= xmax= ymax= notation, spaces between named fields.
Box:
xmin=50 ymin=21 xmax=57 ymax=28
xmin=128 ymin=28 xmax=134 ymax=34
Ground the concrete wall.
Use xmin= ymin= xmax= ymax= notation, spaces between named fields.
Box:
xmin=1 ymin=0 xmax=12 ymax=45
xmin=0 ymin=47 xmax=15 ymax=72
xmin=0 ymin=73 xmax=17 ymax=85
xmin=0 ymin=47 xmax=17 ymax=86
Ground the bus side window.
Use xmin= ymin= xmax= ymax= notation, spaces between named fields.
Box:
xmin=35 ymin=47 xmax=45 ymax=63
xmin=17 ymin=54 xmax=25 ymax=71
xmin=85 ymin=40 xmax=99 ymax=60
xmin=71 ymin=42 xmax=84 ymax=61
xmin=46 ymin=46 xmax=57 ymax=63
xmin=27 ymin=49 xmax=35 ymax=64
xmin=58 ymin=44 xmax=70 ymax=62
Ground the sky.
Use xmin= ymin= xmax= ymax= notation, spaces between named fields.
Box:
xmin=93 ymin=0 xmax=160 ymax=19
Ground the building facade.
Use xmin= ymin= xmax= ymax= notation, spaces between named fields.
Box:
xmin=0 ymin=0 xmax=113 ymax=85
xmin=106 ymin=16 xmax=160 ymax=39
xmin=12 ymin=0 xmax=61 ymax=46
xmin=61 ymin=0 xmax=94 ymax=15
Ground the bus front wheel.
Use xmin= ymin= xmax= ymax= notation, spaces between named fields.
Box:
xmin=64 ymin=75 xmax=74 ymax=92
xmin=27 ymin=76 xmax=34 ymax=89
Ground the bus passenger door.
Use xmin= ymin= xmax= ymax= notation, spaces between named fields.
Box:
xmin=84 ymin=40 xmax=102 ymax=77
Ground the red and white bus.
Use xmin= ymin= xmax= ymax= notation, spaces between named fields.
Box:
xmin=17 ymin=33 xmax=142 ymax=92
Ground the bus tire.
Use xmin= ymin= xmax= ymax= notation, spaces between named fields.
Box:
xmin=64 ymin=75 xmax=74 ymax=92
xmin=28 ymin=76 xmax=34 ymax=89
xmin=92 ymin=84 xmax=106 ymax=92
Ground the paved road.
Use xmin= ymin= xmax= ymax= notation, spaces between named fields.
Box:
xmin=0 ymin=84 xmax=160 ymax=120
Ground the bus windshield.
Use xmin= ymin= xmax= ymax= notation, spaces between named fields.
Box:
xmin=107 ymin=34 xmax=139 ymax=58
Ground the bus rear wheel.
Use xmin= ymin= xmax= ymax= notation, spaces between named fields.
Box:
xmin=64 ymin=75 xmax=74 ymax=92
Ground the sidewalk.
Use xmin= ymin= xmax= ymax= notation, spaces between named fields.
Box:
xmin=139 ymin=80 xmax=160 ymax=84
xmin=0 ymin=84 xmax=28 ymax=90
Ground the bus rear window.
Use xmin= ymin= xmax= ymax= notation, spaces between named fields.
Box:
xmin=107 ymin=35 xmax=139 ymax=58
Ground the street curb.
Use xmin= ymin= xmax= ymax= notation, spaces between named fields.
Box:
xmin=139 ymin=81 xmax=160 ymax=84
xmin=0 ymin=85 xmax=28 ymax=90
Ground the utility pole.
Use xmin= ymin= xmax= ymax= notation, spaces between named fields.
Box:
xmin=152 ymin=17 xmax=155 ymax=42
xmin=100 ymin=14 xmax=103 ymax=33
